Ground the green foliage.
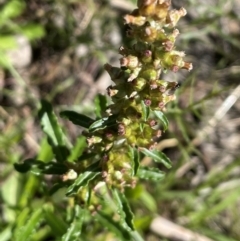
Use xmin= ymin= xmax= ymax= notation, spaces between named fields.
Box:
xmin=60 ymin=111 xmax=95 ymax=129
xmin=39 ymin=100 xmax=70 ymax=162
xmin=62 ymin=205 xmax=85 ymax=241
xmin=139 ymin=148 xmax=172 ymax=169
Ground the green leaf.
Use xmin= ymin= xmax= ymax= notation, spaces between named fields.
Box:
xmin=94 ymin=94 xmax=107 ymax=118
xmin=39 ymin=100 xmax=69 ymax=162
xmin=14 ymin=160 xmax=33 ymax=173
xmin=1 ymin=172 xmax=21 ymax=206
xmin=20 ymin=24 xmax=45 ymax=40
xmin=139 ymin=148 xmax=172 ymax=169
xmin=60 ymin=110 xmax=94 ymax=129
xmin=113 ymin=189 xmax=135 ymax=231
xmin=153 ymin=110 xmax=169 ymax=131
xmin=141 ymin=100 xmax=150 ymax=121
xmin=0 ymin=36 xmax=17 ymax=50
xmin=14 ymin=159 xmax=68 ymax=175
xmin=43 ymin=204 xmax=67 ymax=236
xmin=49 ymin=182 xmax=67 ymax=195
xmin=68 ymin=136 xmax=87 ymax=162
xmin=15 ymin=208 xmax=43 ymax=241
xmin=0 ymin=225 xmax=12 ymax=241
xmin=128 ymin=146 xmax=139 ymax=176
xmin=89 ymin=115 xmax=117 ymax=132
xmin=62 ymin=205 xmax=85 ymax=241
xmin=0 ymin=0 xmax=25 ymax=21
xmin=139 ymin=189 xmax=157 ymax=213
xmin=77 ymin=152 xmax=97 ymax=162
xmin=137 ymin=167 xmax=165 ymax=181
xmin=37 ymin=137 xmax=54 ymax=162
xmin=66 ymin=163 xmax=100 ymax=196
xmin=0 ymin=52 xmax=11 ymax=68
xmin=96 ymin=211 xmax=131 ymax=241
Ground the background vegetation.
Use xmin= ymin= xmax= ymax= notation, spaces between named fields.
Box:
xmin=0 ymin=0 xmax=240 ymax=240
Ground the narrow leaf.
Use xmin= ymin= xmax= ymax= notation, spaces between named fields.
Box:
xmin=96 ymin=211 xmax=131 ymax=241
xmin=68 ymin=136 xmax=87 ymax=162
xmin=0 ymin=36 xmax=17 ymax=50
xmin=128 ymin=146 xmax=139 ymax=176
xmin=89 ymin=115 xmax=117 ymax=132
xmin=20 ymin=24 xmax=45 ymax=40
xmin=60 ymin=110 xmax=94 ymax=128
xmin=66 ymin=170 xmax=100 ymax=196
xmin=0 ymin=0 xmax=25 ymax=20
xmin=137 ymin=167 xmax=165 ymax=181
xmin=49 ymin=182 xmax=67 ymax=195
xmin=39 ymin=100 xmax=69 ymax=162
xmin=43 ymin=205 xmax=67 ymax=236
xmin=94 ymin=94 xmax=107 ymax=118
xmin=14 ymin=159 xmax=68 ymax=175
xmin=77 ymin=152 xmax=97 ymax=162
xmin=15 ymin=208 xmax=43 ymax=241
xmin=139 ymin=148 xmax=172 ymax=169
xmin=113 ymin=189 xmax=135 ymax=231
xmin=154 ymin=110 xmax=169 ymax=131
xmin=141 ymin=100 xmax=150 ymax=121
xmin=62 ymin=205 xmax=85 ymax=241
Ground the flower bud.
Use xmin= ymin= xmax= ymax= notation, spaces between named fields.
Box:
xmin=140 ymin=68 xmax=158 ymax=81
xmin=144 ymin=99 xmax=151 ymax=106
xmin=124 ymin=14 xmax=146 ymax=26
xmin=158 ymin=101 xmax=165 ymax=109
xmin=119 ymin=46 xmax=128 ymax=56
xmin=162 ymin=40 xmax=174 ymax=51
xmin=154 ymin=0 xmax=171 ymax=20
xmin=159 ymin=85 xmax=167 ymax=93
xmin=149 ymin=80 xmax=158 ymax=89
xmin=107 ymin=86 xmax=118 ymax=97
xmin=166 ymin=7 xmax=187 ymax=28
xmin=132 ymin=77 xmax=147 ymax=91
xmin=138 ymin=0 xmax=156 ymax=17
xmin=143 ymin=26 xmax=158 ymax=42
xmin=118 ymin=123 xmax=126 ymax=136
xmin=120 ymin=55 xmax=140 ymax=69
xmin=183 ymin=62 xmax=193 ymax=71
xmin=114 ymin=171 xmax=123 ymax=180
xmin=87 ymin=136 xmax=102 ymax=147
xmin=62 ymin=169 xmax=78 ymax=181
xmin=105 ymin=131 xmax=115 ymax=141
xmin=141 ymin=50 xmax=152 ymax=63
xmin=149 ymin=119 xmax=157 ymax=127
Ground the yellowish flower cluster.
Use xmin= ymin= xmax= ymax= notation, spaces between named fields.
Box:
xmin=77 ymin=0 xmax=192 ymax=205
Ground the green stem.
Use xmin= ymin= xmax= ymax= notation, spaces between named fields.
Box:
xmin=131 ymin=230 xmax=145 ymax=241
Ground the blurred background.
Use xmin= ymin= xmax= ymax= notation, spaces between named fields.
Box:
xmin=0 ymin=0 xmax=240 ymax=240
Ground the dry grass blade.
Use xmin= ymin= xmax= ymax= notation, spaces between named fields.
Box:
xmin=193 ymin=84 xmax=240 ymax=146
xmin=150 ymin=216 xmax=214 ymax=241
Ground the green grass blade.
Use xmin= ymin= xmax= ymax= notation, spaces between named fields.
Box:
xmin=43 ymin=204 xmax=68 ymax=237
xmin=15 ymin=208 xmax=43 ymax=241
xmin=68 ymin=136 xmax=87 ymax=162
xmin=39 ymin=100 xmax=69 ymax=162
